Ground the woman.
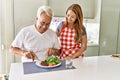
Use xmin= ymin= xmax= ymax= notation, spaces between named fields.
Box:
xmin=56 ymin=4 xmax=87 ymax=60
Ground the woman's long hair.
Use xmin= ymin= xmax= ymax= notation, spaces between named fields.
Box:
xmin=66 ymin=4 xmax=84 ymax=43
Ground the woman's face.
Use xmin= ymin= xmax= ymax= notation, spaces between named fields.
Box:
xmin=66 ymin=10 xmax=76 ymax=24
xmin=36 ymin=12 xmax=52 ymax=33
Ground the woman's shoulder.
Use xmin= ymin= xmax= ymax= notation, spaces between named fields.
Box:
xmin=57 ymin=21 xmax=65 ymax=32
xmin=58 ymin=21 xmax=65 ymax=27
xmin=82 ymin=26 xmax=87 ymax=35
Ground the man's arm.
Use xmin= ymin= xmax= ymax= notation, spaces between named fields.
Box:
xmin=10 ymin=46 xmax=37 ymax=61
xmin=10 ymin=46 xmax=25 ymax=56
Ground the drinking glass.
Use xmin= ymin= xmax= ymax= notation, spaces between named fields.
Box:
xmin=66 ymin=59 xmax=73 ymax=69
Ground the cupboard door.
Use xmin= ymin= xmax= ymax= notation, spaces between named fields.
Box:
xmin=85 ymin=46 xmax=99 ymax=56
xmin=48 ymin=0 xmax=95 ymax=18
xmin=99 ymin=8 xmax=119 ymax=55
xmin=117 ymin=20 xmax=120 ymax=54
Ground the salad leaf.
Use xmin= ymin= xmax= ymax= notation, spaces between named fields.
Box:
xmin=45 ymin=55 xmax=61 ymax=64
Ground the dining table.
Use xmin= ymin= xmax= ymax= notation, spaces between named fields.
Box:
xmin=9 ymin=55 xmax=120 ymax=80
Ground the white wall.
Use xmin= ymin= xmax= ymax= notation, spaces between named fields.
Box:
xmin=1 ymin=0 xmax=14 ymax=74
xmin=0 ymin=0 xmax=2 ymax=74
xmin=14 ymin=0 xmax=48 ymax=34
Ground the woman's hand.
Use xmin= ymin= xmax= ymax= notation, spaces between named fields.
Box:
xmin=64 ymin=56 xmax=73 ymax=60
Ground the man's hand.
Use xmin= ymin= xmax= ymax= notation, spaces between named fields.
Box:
xmin=46 ymin=48 xmax=60 ymax=57
xmin=23 ymin=51 xmax=37 ymax=61
xmin=46 ymin=48 xmax=54 ymax=57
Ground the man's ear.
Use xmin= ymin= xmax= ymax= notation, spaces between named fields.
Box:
xmin=36 ymin=17 xmax=38 ymax=20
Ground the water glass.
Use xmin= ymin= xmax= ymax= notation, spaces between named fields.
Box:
xmin=66 ymin=59 xmax=73 ymax=69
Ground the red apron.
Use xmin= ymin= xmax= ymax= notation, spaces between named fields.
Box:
xmin=59 ymin=24 xmax=84 ymax=59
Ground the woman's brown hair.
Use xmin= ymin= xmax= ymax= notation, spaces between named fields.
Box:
xmin=66 ymin=4 xmax=84 ymax=43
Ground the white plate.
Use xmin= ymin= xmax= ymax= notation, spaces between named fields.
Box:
xmin=35 ymin=61 xmax=61 ymax=68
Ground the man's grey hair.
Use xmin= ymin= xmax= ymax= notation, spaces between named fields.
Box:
xmin=37 ymin=5 xmax=54 ymax=18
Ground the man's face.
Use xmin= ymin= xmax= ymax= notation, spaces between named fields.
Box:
xmin=36 ymin=12 xmax=52 ymax=33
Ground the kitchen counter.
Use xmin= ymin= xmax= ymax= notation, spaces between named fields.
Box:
xmin=9 ymin=55 xmax=120 ymax=80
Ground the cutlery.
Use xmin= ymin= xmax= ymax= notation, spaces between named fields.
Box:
xmin=35 ymin=56 xmax=42 ymax=61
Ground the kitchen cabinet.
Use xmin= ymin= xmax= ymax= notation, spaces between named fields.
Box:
xmin=85 ymin=46 xmax=99 ymax=56
xmin=83 ymin=19 xmax=100 ymax=57
xmin=48 ymin=0 xmax=95 ymax=19
xmin=117 ymin=20 xmax=120 ymax=54
xmin=99 ymin=0 xmax=120 ymax=55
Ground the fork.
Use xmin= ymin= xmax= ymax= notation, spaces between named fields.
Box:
xmin=35 ymin=56 xmax=42 ymax=61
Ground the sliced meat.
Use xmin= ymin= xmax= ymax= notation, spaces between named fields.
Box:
xmin=40 ymin=61 xmax=48 ymax=66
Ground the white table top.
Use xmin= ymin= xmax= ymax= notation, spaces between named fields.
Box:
xmin=9 ymin=55 xmax=120 ymax=80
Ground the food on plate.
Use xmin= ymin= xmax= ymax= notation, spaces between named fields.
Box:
xmin=40 ymin=55 xmax=61 ymax=66
xmin=40 ymin=61 xmax=48 ymax=66
xmin=48 ymin=62 xmax=56 ymax=66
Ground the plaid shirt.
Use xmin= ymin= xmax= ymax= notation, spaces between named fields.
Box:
xmin=59 ymin=24 xmax=83 ymax=59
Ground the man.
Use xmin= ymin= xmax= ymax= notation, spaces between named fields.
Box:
xmin=10 ymin=6 xmax=60 ymax=62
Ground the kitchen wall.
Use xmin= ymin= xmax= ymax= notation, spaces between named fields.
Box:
xmin=0 ymin=0 xmax=2 ymax=74
xmin=0 ymin=0 xmax=14 ymax=74
xmin=14 ymin=0 xmax=48 ymax=34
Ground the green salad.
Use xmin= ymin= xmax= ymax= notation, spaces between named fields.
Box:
xmin=45 ymin=55 xmax=61 ymax=66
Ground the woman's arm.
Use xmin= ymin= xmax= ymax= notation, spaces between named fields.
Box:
xmin=73 ymin=35 xmax=87 ymax=57
xmin=65 ymin=34 xmax=87 ymax=59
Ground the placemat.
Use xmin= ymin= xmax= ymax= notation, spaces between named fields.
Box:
xmin=23 ymin=60 xmax=76 ymax=74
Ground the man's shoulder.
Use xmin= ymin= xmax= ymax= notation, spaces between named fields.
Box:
xmin=21 ymin=25 xmax=34 ymax=31
xmin=47 ymin=28 xmax=55 ymax=33
xmin=46 ymin=29 xmax=58 ymax=38
xmin=46 ymin=29 xmax=57 ymax=36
